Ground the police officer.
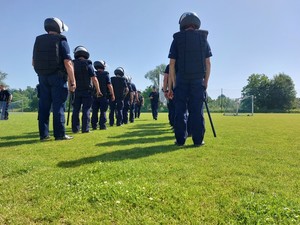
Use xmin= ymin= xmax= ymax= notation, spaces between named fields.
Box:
xmin=128 ymin=76 xmax=138 ymax=123
xmin=162 ymin=64 xmax=175 ymax=127
xmin=32 ymin=17 xmax=76 ymax=141
xmin=72 ymin=46 xmax=101 ymax=133
xmin=122 ymin=75 xmax=132 ymax=125
xmin=135 ymin=90 xmax=144 ymax=118
xmin=91 ymin=60 xmax=115 ymax=130
xmin=149 ymin=86 xmax=159 ymax=120
xmin=168 ymin=12 xmax=212 ymax=146
xmin=109 ymin=67 xmax=128 ymax=126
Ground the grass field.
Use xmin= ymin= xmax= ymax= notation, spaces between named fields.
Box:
xmin=0 ymin=112 xmax=299 ymax=224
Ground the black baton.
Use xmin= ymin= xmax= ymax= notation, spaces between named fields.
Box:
xmin=204 ymin=92 xmax=217 ymax=137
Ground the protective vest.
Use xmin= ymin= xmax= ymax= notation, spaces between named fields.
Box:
xmin=73 ymin=59 xmax=93 ymax=92
xmin=111 ymin=76 xmax=127 ymax=100
xmin=33 ymin=34 xmax=67 ymax=75
xmin=96 ymin=71 xmax=109 ymax=97
xmin=173 ymin=29 xmax=208 ymax=79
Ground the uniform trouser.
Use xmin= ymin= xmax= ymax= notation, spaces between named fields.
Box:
xmin=72 ymin=91 xmax=93 ymax=133
xmin=109 ymin=99 xmax=124 ymax=126
xmin=38 ymin=74 xmax=68 ymax=139
xmin=123 ymin=99 xmax=130 ymax=124
xmin=135 ymin=104 xmax=141 ymax=118
xmin=0 ymin=101 xmax=7 ymax=120
xmin=174 ymin=78 xmax=205 ymax=145
xmin=129 ymin=103 xmax=135 ymax=122
xmin=91 ymin=96 xmax=109 ymax=129
xmin=151 ymin=102 xmax=158 ymax=119
xmin=4 ymin=102 xmax=9 ymax=119
xmin=167 ymin=99 xmax=175 ymax=127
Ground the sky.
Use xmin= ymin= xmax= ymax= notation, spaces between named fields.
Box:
xmin=1 ymin=0 xmax=299 ymax=99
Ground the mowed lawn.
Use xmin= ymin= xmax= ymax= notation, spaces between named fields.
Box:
xmin=0 ymin=112 xmax=299 ymax=224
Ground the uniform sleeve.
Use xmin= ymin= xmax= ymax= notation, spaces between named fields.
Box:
xmin=60 ymin=40 xmax=72 ymax=60
xmin=205 ymin=41 xmax=212 ymax=58
xmin=168 ymin=39 xmax=177 ymax=59
xmin=106 ymin=74 xmax=111 ymax=84
xmin=87 ymin=64 xmax=96 ymax=78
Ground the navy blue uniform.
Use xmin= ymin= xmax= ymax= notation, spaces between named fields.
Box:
xmin=122 ymin=81 xmax=132 ymax=124
xmin=164 ymin=65 xmax=175 ymax=127
xmin=91 ymin=71 xmax=111 ymax=129
xmin=0 ymin=89 xmax=11 ymax=120
xmin=129 ymin=82 xmax=137 ymax=123
xmin=109 ymin=76 xmax=127 ymax=126
xmin=168 ymin=29 xmax=212 ymax=145
xmin=33 ymin=34 xmax=71 ymax=140
xmin=149 ymin=90 xmax=159 ymax=120
xmin=135 ymin=92 xmax=144 ymax=118
xmin=71 ymin=59 xmax=95 ymax=133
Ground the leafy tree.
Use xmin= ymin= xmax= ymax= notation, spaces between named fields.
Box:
xmin=242 ymin=74 xmax=270 ymax=111
xmin=242 ymin=73 xmax=297 ymax=112
xmin=144 ymin=64 xmax=166 ymax=88
xmin=0 ymin=70 xmax=8 ymax=85
xmin=267 ymin=73 xmax=296 ymax=111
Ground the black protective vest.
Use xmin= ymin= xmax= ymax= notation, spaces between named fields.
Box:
xmin=33 ymin=34 xmax=67 ymax=75
xmin=173 ymin=29 xmax=208 ymax=79
xmin=96 ymin=71 xmax=109 ymax=97
xmin=111 ymin=76 xmax=127 ymax=100
xmin=73 ymin=59 xmax=93 ymax=92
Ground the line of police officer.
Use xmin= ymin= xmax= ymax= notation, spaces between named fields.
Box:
xmin=32 ymin=17 xmax=142 ymax=141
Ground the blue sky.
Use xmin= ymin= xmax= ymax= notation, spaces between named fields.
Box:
xmin=1 ymin=0 xmax=299 ymax=99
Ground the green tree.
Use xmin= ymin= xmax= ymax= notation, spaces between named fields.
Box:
xmin=144 ymin=64 xmax=166 ymax=88
xmin=242 ymin=74 xmax=270 ymax=112
xmin=0 ymin=70 xmax=8 ymax=85
xmin=141 ymin=86 xmax=152 ymax=111
xmin=267 ymin=73 xmax=297 ymax=111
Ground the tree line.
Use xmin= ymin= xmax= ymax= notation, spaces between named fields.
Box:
xmin=1 ymin=68 xmax=299 ymax=113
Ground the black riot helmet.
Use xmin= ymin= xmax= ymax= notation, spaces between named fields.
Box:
xmin=179 ymin=12 xmax=201 ymax=31
xmin=114 ymin=67 xmax=125 ymax=76
xmin=94 ymin=60 xmax=106 ymax=70
xmin=74 ymin=46 xmax=90 ymax=59
xmin=44 ymin=17 xmax=69 ymax=33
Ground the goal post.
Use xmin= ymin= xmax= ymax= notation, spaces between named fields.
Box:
xmin=223 ymin=95 xmax=254 ymax=116
xmin=8 ymin=100 xmax=24 ymax=113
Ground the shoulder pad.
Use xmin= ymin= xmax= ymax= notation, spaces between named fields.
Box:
xmin=59 ymin=34 xmax=67 ymax=41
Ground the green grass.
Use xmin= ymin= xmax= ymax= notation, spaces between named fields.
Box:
xmin=0 ymin=112 xmax=299 ymax=224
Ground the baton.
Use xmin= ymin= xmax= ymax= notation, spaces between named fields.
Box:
xmin=67 ymin=92 xmax=74 ymax=126
xmin=204 ymin=92 xmax=217 ymax=137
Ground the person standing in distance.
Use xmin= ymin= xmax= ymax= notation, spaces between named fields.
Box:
xmin=71 ymin=46 xmax=102 ymax=133
xmin=91 ymin=60 xmax=115 ymax=130
xmin=168 ymin=12 xmax=212 ymax=146
xmin=149 ymin=86 xmax=159 ymax=120
xmin=32 ymin=17 xmax=76 ymax=141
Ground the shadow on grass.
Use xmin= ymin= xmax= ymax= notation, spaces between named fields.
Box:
xmin=57 ymin=144 xmax=180 ymax=168
xmin=99 ymin=135 xmax=172 ymax=147
xmin=0 ymin=132 xmax=40 ymax=148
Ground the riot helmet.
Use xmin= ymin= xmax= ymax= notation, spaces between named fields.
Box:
xmin=179 ymin=12 xmax=201 ymax=31
xmin=127 ymin=75 xmax=132 ymax=83
xmin=44 ymin=17 xmax=69 ymax=33
xmin=94 ymin=60 xmax=106 ymax=70
xmin=114 ymin=67 xmax=125 ymax=76
xmin=74 ymin=46 xmax=90 ymax=59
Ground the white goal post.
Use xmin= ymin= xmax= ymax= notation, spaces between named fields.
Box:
xmin=8 ymin=100 xmax=24 ymax=113
xmin=223 ymin=95 xmax=254 ymax=116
